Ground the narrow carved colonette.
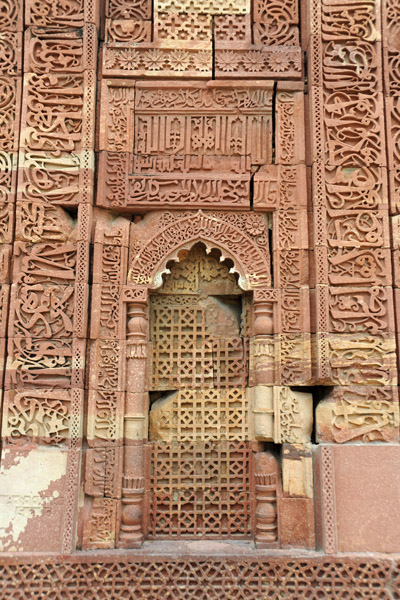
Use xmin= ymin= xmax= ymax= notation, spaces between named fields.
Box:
xmin=0 ymin=0 xmax=400 ymax=597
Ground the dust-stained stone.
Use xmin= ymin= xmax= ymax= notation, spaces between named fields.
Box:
xmin=333 ymin=445 xmax=400 ymax=553
xmin=282 ymin=443 xmax=313 ymax=498
xmin=0 ymin=446 xmax=68 ymax=552
xmin=2 ymin=0 xmax=400 ymax=582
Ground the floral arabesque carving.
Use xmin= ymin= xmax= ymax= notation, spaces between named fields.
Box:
xmin=128 ymin=210 xmax=271 ymax=290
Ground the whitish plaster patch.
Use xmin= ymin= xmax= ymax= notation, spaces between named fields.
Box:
xmin=0 ymin=447 xmax=67 ymax=551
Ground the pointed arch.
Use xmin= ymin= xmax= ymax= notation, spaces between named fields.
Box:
xmin=128 ymin=210 xmax=271 ymax=291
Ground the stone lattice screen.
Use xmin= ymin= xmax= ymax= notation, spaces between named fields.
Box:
xmin=0 ymin=0 xmax=400 ymax=597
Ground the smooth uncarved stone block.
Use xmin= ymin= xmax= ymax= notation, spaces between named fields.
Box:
xmin=333 ymin=445 xmax=400 ymax=553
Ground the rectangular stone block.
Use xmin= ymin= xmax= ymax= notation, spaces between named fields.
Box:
xmin=0 ymin=31 xmax=23 ymax=76
xmin=323 ymin=164 xmax=389 ymax=212
xmin=282 ymin=443 xmax=313 ymax=498
xmin=328 ymin=286 xmax=395 ymax=335
xmin=89 ymin=285 xmax=126 ymax=340
xmin=323 ymin=90 xmax=386 ymax=167
xmin=276 ymin=333 xmax=312 ymax=386
xmin=248 ymin=335 xmax=275 ymax=386
xmin=215 ymin=47 xmax=302 ymax=80
xmin=25 ymin=0 xmax=100 ymax=27
xmin=82 ymin=497 xmax=118 ymax=549
xmin=254 ymin=164 xmax=308 ymax=211
xmin=0 ymin=0 xmax=24 ymax=31
xmin=93 ymin=213 xmax=131 ymax=247
xmin=98 ymin=80 xmax=136 ymax=152
xmin=214 ymin=14 xmax=252 ymax=47
xmin=14 ymin=203 xmax=77 ymax=245
xmin=274 ymin=249 xmax=310 ymax=289
xmin=316 ymin=385 xmax=399 ymax=444
xmin=333 ymin=445 xmax=400 ymax=552
xmin=0 ymin=445 xmax=72 ymax=552
xmin=275 ymin=90 xmax=305 ymax=164
xmin=87 ymin=339 xmax=126 ymax=392
xmin=12 ymin=243 xmax=79 ymax=296
xmin=5 ymin=337 xmax=86 ymax=391
xmin=0 ymin=76 xmax=22 ymax=152
xmin=106 ymin=0 xmax=152 ymax=20
xmin=0 ymin=151 xmax=18 ymax=204
xmin=105 ymin=19 xmax=152 ymax=43
xmin=327 ymin=246 xmax=392 ymax=287
xmin=2 ymin=389 xmax=84 ymax=446
xmin=24 ymin=24 xmax=98 ymax=74
xmin=254 ymin=0 xmax=298 ymax=24
xmin=8 ymin=283 xmax=76 ymax=339
xmin=97 ymin=152 xmax=252 ymax=210
xmin=273 ymin=210 xmax=309 ymax=250
xmin=84 ymin=447 xmax=123 ymax=497
xmin=154 ymin=12 xmax=212 ymax=45
xmin=20 ymin=72 xmax=96 ymax=154
xmin=311 ymin=39 xmax=382 ymax=93
xmin=102 ymin=44 xmax=213 ymax=79
xmin=92 ymin=243 xmax=129 ymax=285
xmin=278 ymin=497 xmax=315 ymax=549
xmin=326 ymin=333 xmax=397 ymax=387
xmin=278 ymin=288 xmax=310 ymax=334
xmin=86 ymin=388 xmax=125 ymax=447
xmin=17 ymin=149 xmax=95 ymax=207
xmin=321 ymin=0 xmax=380 ymax=43
xmin=326 ymin=208 xmax=391 ymax=249
xmin=253 ymin=22 xmax=299 ymax=47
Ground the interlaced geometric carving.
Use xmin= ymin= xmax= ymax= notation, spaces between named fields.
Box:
xmin=150 ymin=388 xmax=249 ymax=441
xmin=0 ymin=556 xmax=393 ymax=599
xmin=150 ymin=303 xmax=214 ymax=390
xmin=150 ymin=441 xmax=251 ymax=539
xmin=150 ymin=246 xmax=248 ymax=391
xmin=148 ymin=245 xmax=252 ymax=539
xmin=3 ymin=0 xmax=398 ymax=564
xmin=150 ymin=306 xmax=248 ymax=390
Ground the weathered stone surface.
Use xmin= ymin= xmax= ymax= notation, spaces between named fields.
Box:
xmin=0 ymin=446 xmax=70 ymax=552
xmin=1 ymin=0 xmax=400 ymax=587
xmin=333 ymin=445 xmax=400 ymax=553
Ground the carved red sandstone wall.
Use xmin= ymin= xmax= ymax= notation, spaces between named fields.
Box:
xmin=0 ymin=0 xmax=399 ymax=595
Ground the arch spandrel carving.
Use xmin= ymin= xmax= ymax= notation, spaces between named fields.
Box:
xmin=127 ymin=210 xmax=272 ymax=291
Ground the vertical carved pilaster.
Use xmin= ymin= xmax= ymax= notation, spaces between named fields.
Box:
xmin=251 ymin=289 xmax=278 ymax=385
xmin=253 ymin=289 xmax=276 ymax=336
xmin=118 ymin=287 xmax=149 ymax=548
xmin=254 ymin=452 xmax=280 ymax=548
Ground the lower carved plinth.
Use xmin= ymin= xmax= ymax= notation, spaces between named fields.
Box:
xmin=0 ymin=553 xmax=396 ymax=599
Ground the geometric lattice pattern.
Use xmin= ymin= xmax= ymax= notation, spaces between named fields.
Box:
xmin=149 ymin=246 xmax=251 ymax=539
xmin=150 ymin=441 xmax=251 ymax=539
xmin=0 ymin=557 xmax=393 ymax=600
xmin=150 ymin=304 xmax=214 ymax=389
xmin=150 ymin=304 xmax=247 ymax=390
xmin=150 ymin=388 xmax=249 ymax=441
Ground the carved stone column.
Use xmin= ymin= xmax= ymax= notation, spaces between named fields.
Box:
xmin=253 ymin=289 xmax=276 ymax=336
xmin=250 ymin=289 xmax=278 ymax=385
xmin=118 ymin=288 xmax=149 ymax=548
xmin=254 ymin=452 xmax=281 ymax=548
